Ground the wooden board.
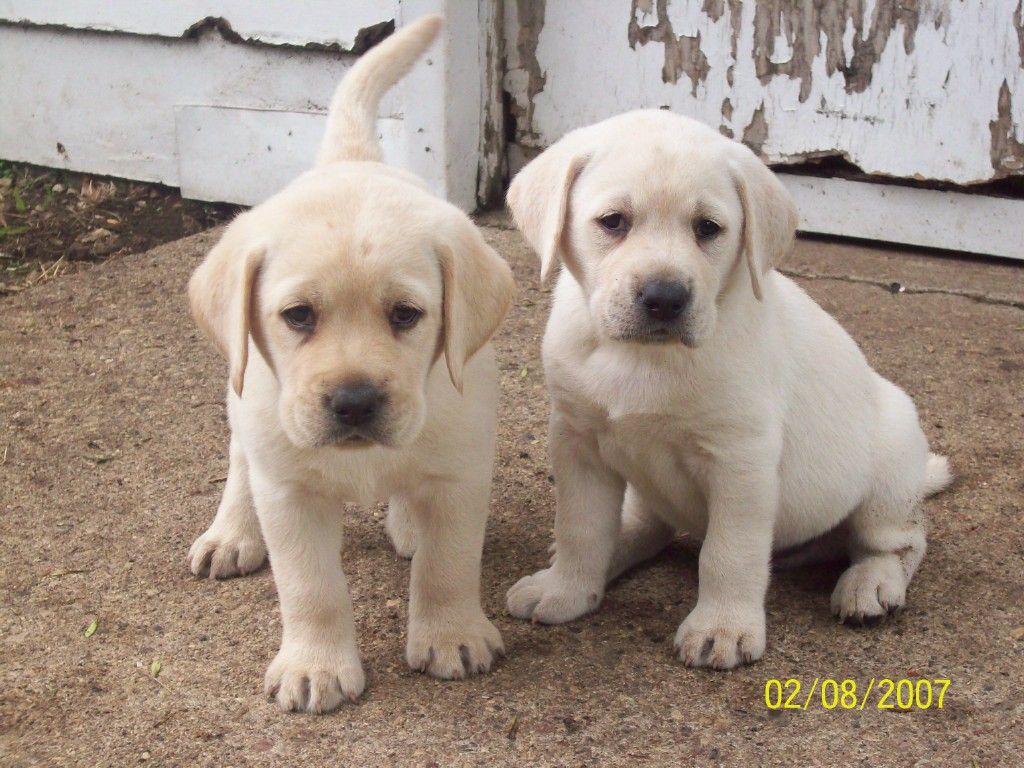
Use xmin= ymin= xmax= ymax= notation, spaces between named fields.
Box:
xmin=174 ymin=107 xmax=405 ymax=205
xmin=0 ymin=1 xmax=501 ymax=210
xmin=780 ymin=175 xmax=1023 ymax=261
xmin=0 ymin=0 xmax=397 ymax=49
xmin=505 ymin=0 xmax=1024 ymax=186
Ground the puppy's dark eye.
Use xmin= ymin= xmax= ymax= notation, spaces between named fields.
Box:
xmin=282 ymin=304 xmax=315 ymax=331
xmin=597 ymin=213 xmax=630 ymax=235
xmin=695 ymin=219 xmax=721 ymax=240
xmin=390 ymin=304 xmax=422 ymax=329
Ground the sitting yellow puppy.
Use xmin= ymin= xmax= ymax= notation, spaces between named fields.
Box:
xmin=187 ymin=16 xmax=514 ymax=712
xmin=506 ymin=110 xmax=950 ymax=669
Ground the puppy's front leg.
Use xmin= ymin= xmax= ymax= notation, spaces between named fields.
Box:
xmin=188 ymin=433 xmax=267 ymax=579
xmin=674 ymin=462 xmax=777 ymax=670
xmin=253 ymin=479 xmax=365 ymax=712
xmin=506 ymin=411 xmax=626 ymax=624
xmin=403 ymin=481 xmax=503 ymax=679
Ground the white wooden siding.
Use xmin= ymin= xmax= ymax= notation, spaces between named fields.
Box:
xmin=0 ymin=0 xmax=500 ymax=211
xmin=0 ymin=26 xmax=361 ymax=188
xmin=779 ymin=174 xmax=1023 ymax=260
xmin=174 ymin=108 xmax=405 ymax=205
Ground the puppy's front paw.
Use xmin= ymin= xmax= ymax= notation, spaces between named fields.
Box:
xmin=831 ymin=557 xmax=907 ymax=623
xmin=505 ymin=567 xmax=603 ymax=624
xmin=264 ymin=644 xmax=365 ymax=713
xmin=407 ymin=612 xmax=503 ymax=679
xmin=188 ymin=522 xmax=267 ymax=579
xmin=673 ymin=602 xmax=766 ymax=670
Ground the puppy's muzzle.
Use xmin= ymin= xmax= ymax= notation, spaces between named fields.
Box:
xmin=325 ymin=381 xmax=388 ymax=444
xmin=639 ymin=279 xmax=690 ymax=323
xmin=628 ymin=279 xmax=692 ymax=342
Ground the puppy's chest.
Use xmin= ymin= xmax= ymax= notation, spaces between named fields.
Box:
xmin=597 ymin=414 xmax=711 ymax=487
xmin=277 ymin=448 xmax=404 ymax=506
xmin=556 ymin=361 xmax=712 ymax=483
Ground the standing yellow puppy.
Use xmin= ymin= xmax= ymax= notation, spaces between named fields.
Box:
xmin=187 ymin=17 xmax=514 ymax=712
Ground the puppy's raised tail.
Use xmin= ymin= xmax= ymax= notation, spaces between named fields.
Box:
xmin=923 ymin=452 xmax=953 ymax=497
xmin=317 ymin=15 xmax=443 ymax=166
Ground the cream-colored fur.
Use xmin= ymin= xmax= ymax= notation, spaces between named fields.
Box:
xmin=187 ymin=16 xmax=514 ymax=712
xmin=505 ymin=110 xmax=951 ymax=670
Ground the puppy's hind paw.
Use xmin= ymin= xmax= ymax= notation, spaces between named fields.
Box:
xmin=188 ymin=522 xmax=267 ymax=579
xmin=831 ymin=558 xmax=907 ymax=624
xmin=505 ymin=567 xmax=602 ymax=625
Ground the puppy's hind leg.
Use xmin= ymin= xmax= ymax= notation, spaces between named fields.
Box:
xmin=546 ymin=486 xmax=676 ymax=581
xmin=189 ymin=433 xmax=267 ymax=578
xmin=831 ymin=502 xmax=925 ymax=624
xmin=385 ymin=496 xmax=418 ymax=559
xmin=831 ymin=385 xmax=934 ymax=623
xmin=607 ymin=486 xmax=677 ymax=583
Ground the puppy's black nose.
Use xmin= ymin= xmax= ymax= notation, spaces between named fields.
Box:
xmin=639 ymin=280 xmax=690 ymax=322
xmin=329 ymin=383 xmax=384 ymax=427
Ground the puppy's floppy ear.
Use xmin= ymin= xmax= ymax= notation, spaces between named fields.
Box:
xmin=729 ymin=147 xmax=799 ymax=300
xmin=436 ymin=216 xmax=515 ymax=392
xmin=507 ymin=145 xmax=588 ymax=284
xmin=188 ymin=221 xmax=265 ymax=397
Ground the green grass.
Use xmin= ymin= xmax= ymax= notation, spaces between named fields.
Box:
xmin=0 ymin=225 xmax=30 ymax=238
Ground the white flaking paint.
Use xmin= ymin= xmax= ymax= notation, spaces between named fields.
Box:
xmin=510 ymin=0 xmax=1024 ymax=186
xmin=666 ymin=1 xmax=704 ymax=38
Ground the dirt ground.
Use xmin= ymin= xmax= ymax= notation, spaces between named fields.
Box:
xmin=0 ymin=162 xmax=237 ymax=295
xmin=1 ymin=217 xmax=1022 ymax=766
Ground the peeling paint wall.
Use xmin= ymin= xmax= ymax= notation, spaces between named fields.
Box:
xmin=505 ymin=0 xmax=547 ymax=142
xmin=477 ymin=0 xmax=507 ymax=205
xmin=505 ymin=0 xmax=1024 ymax=186
xmin=992 ymin=80 xmax=1024 ymax=176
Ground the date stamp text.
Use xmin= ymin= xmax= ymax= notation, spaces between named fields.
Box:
xmin=764 ymin=678 xmax=950 ymax=711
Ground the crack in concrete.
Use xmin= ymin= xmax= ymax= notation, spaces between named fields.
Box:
xmin=782 ymin=269 xmax=1024 ymax=312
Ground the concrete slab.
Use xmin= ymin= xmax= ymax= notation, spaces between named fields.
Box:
xmin=2 ymin=222 xmax=1022 ymax=766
